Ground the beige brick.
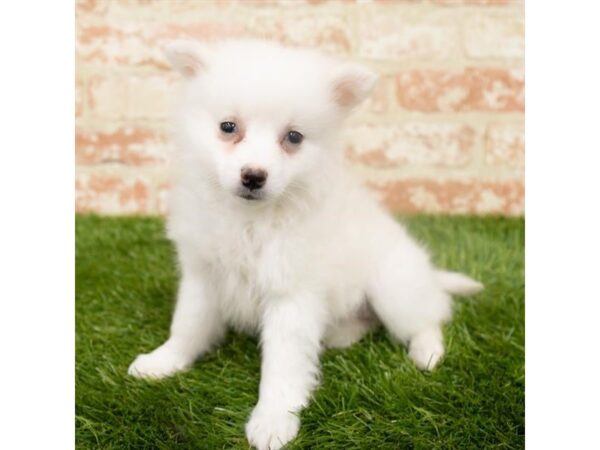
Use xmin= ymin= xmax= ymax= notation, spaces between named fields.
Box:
xmin=87 ymin=74 xmax=176 ymax=121
xmin=357 ymin=1 xmax=424 ymax=4
xmin=76 ymin=126 xmax=172 ymax=165
xmin=395 ymin=67 xmax=524 ymax=112
xmin=484 ymin=122 xmax=524 ymax=168
xmin=222 ymin=0 xmax=355 ymax=5
xmin=76 ymin=0 xmax=108 ymax=18
xmin=156 ymin=181 xmax=171 ymax=215
xmin=76 ymin=10 xmax=352 ymax=69
xmin=354 ymin=74 xmax=393 ymax=115
xmin=76 ymin=172 xmax=154 ymax=214
xmin=344 ymin=122 xmax=475 ymax=168
xmin=104 ymin=0 xmax=218 ymax=19
xmin=368 ymin=179 xmax=524 ymax=215
xmin=464 ymin=13 xmax=524 ymax=59
xmin=75 ymin=0 xmax=525 ymax=216
xmin=433 ymin=0 xmax=521 ymax=5
xmin=103 ymin=0 xmax=284 ymax=17
xmin=246 ymin=9 xmax=353 ymax=55
xmin=76 ymin=22 xmax=248 ymax=70
xmin=357 ymin=7 xmax=460 ymax=61
xmin=75 ymin=77 xmax=84 ymax=118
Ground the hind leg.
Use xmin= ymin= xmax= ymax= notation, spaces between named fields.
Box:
xmin=324 ymin=305 xmax=379 ymax=349
xmin=367 ymin=239 xmax=451 ymax=370
xmin=407 ymin=326 xmax=445 ymax=370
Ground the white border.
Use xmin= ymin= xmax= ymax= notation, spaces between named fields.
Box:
xmin=0 ymin=2 xmax=74 ymax=449
xmin=2 ymin=0 xmax=600 ymax=448
xmin=527 ymin=1 xmax=600 ymax=448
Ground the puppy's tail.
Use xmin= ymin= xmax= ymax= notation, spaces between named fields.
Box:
xmin=436 ymin=270 xmax=484 ymax=297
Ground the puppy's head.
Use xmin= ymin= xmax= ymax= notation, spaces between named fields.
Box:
xmin=166 ymin=39 xmax=377 ymax=203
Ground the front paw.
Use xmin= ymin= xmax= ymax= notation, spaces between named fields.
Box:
xmin=245 ymin=405 xmax=300 ymax=450
xmin=127 ymin=342 xmax=193 ymax=379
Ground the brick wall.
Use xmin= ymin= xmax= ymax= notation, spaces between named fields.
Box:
xmin=75 ymin=0 xmax=524 ymax=215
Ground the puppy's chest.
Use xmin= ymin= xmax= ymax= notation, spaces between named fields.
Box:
xmin=207 ymin=222 xmax=296 ymax=331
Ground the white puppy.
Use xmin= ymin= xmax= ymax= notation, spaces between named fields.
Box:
xmin=128 ymin=39 xmax=483 ymax=450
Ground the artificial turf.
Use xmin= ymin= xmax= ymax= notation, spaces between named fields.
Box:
xmin=75 ymin=215 xmax=524 ymax=449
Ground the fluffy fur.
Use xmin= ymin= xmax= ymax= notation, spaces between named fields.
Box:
xmin=128 ymin=40 xmax=483 ymax=450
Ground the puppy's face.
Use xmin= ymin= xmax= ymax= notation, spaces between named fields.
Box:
xmin=167 ymin=40 xmax=377 ymax=203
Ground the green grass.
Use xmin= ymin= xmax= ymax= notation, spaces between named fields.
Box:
xmin=76 ymin=215 xmax=524 ymax=449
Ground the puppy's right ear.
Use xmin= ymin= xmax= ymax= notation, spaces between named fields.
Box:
xmin=331 ymin=63 xmax=379 ymax=110
xmin=163 ymin=40 xmax=209 ymax=78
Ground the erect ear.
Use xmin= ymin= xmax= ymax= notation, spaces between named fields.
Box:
xmin=163 ymin=40 xmax=209 ymax=78
xmin=331 ymin=63 xmax=379 ymax=110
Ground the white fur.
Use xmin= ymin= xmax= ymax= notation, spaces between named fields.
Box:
xmin=127 ymin=40 xmax=483 ymax=450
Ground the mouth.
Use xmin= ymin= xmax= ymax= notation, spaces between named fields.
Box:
xmin=236 ymin=189 xmax=265 ymax=201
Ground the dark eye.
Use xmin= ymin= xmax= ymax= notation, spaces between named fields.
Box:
xmin=287 ymin=130 xmax=303 ymax=144
xmin=220 ymin=121 xmax=237 ymax=133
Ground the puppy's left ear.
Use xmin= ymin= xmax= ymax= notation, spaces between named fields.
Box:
xmin=331 ymin=63 xmax=379 ymax=110
xmin=163 ymin=40 xmax=210 ymax=78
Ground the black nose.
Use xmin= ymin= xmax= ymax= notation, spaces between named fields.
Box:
xmin=241 ymin=167 xmax=268 ymax=191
